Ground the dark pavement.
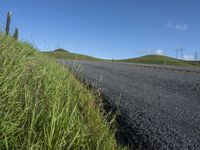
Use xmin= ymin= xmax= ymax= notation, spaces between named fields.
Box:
xmin=60 ymin=60 xmax=200 ymax=150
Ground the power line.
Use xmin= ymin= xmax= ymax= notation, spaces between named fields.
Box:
xmin=195 ymin=52 xmax=198 ymax=61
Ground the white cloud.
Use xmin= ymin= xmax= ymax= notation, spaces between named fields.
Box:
xmin=166 ymin=22 xmax=188 ymax=31
xmin=155 ymin=49 xmax=164 ymax=55
xmin=183 ymin=54 xmax=194 ymax=60
xmin=135 ymin=49 xmax=164 ymax=55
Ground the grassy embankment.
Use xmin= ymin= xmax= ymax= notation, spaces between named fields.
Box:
xmin=0 ymin=33 xmax=124 ymax=149
xmin=44 ymin=49 xmax=199 ymax=67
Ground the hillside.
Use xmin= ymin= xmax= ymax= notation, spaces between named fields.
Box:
xmin=43 ymin=49 xmax=199 ymax=67
xmin=43 ymin=48 xmax=104 ymax=61
xmin=117 ymin=55 xmax=195 ymax=66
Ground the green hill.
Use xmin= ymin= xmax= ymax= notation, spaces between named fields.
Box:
xmin=43 ymin=49 xmax=199 ymax=67
xmin=117 ymin=55 xmax=199 ymax=67
xmin=43 ymin=48 xmax=104 ymax=61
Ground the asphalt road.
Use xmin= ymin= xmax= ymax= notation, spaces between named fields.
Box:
xmin=60 ymin=60 xmax=200 ymax=150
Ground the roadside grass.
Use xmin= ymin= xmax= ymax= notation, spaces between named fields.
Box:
xmin=0 ymin=33 xmax=124 ymax=149
xmin=185 ymin=60 xmax=200 ymax=66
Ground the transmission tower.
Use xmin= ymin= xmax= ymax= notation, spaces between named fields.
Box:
xmin=175 ymin=48 xmax=184 ymax=60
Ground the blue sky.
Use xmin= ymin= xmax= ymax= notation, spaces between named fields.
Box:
xmin=0 ymin=0 xmax=200 ymax=60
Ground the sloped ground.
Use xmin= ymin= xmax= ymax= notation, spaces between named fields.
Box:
xmin=118 ymin=55 xmax=195 ymax=66
xmin=0 ymin=33 xmax=123 ymax=150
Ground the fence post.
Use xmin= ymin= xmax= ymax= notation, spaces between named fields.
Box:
xmin=5 ymin=12 xmax=11 ymax=35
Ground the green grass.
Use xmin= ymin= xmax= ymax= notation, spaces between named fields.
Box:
xmin=0 ymin=33 xmax=123 ymax=149
xmin=184 ymin=60 xmax=200 ymax=66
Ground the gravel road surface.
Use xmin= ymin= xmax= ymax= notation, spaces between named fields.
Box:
xmin=60 ymin=60 xmax=200 ymax=150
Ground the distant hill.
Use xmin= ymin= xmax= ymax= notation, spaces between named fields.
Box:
xmin=43 ymin=48 xmax=103 ymax=61
xmin=117 ymin=55 xmax=200 ymax=67
xmin=43 ymin=49 xmax=199 ymax=67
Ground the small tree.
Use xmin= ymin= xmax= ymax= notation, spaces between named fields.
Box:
xmin=13 ymin=28 xmax=19 ymax=40
xmin=5 ymin=12 xmax=11 ymax=35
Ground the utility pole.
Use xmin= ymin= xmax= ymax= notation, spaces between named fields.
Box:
xmin=176 ymin=49 xmax=178 ymax=59
xmin=5 ymin=12 xmax=11 ymax=35
xmin=195 ymin=52 xmax=198 ymax=61
xmin=13 ymin=28 xmax=19 ymax=40
xmin=195 ymin=52 xmax=198 ymax=65
xmin=181 ymin=48 xmax=184 ymax=60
